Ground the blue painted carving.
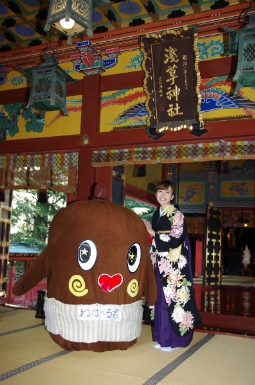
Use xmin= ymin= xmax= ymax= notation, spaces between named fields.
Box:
xmin=197 ymin=39 xmax=224 ymax=60
xmin=70 ymin=40 xmax=120 ymax=75
xmin=0 ymin=3 xmax=8 ymax=14
xmin=0 ymin=65 xmax=9 ymax=85
xmin=159 ymin=0 xmax=181 ymax=6
xmin=92 ymin=9 xmax=103 ymax=22
xmin=118 ymin=1 xmax=141 ymax=15
xmin=14 ymin=25 xmax=35 ymax=37
xmin=20 ymin=0 xmax=42 ymax=6
xmin=200 ymin=87 xmax=255 ymax=113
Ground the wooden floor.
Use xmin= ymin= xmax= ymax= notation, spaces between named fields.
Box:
xmin=194 ymin=276 xmax=255 ymax=336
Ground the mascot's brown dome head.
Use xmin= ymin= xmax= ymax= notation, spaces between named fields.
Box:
xmin=47 ymin=199 xmax=149 ymax=305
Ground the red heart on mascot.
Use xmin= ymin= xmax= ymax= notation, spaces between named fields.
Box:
xmin=98 ymin=274 xmax=123 ymax=292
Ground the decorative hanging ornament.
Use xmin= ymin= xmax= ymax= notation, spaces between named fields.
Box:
xmin=18 ymin=47 xmax=74 ymax=117
xmin=44 ymin=0 xmax=110 ymax=44
xmin=224 ymin=7 xmax=255 ymax=95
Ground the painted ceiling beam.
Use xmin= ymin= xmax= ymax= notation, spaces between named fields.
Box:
xmin=0 ymin=55 xmax=239 ymax=105
xmin=0 ymin=3 xmax=251 ymax=68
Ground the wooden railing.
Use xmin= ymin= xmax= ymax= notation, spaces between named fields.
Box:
xmin=0 ymin=266 xmax=47 ymax=307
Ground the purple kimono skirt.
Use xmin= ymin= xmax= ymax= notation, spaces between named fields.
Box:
xmin=153 ymin=236 xmax=194 ymax=348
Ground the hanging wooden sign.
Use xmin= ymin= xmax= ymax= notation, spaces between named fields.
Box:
xmin=140 ymin=27 xmax=203 ymax=134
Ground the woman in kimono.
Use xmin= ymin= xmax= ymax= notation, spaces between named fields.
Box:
xmin=143 ymin=180 xmax=201 ymax=351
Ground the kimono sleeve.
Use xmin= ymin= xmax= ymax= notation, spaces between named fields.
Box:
xmin=154 ymin=211 xmax=187 ymax=252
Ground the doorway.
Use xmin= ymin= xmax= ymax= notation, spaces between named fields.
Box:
xmin=124 ymin=159 xmax=255 ymax=279
xmin=222 ymin=226 xmax=255 ymax=275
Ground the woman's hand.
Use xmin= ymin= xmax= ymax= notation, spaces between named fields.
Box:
xmin=142 ymin=220 xmax=155 ymax=237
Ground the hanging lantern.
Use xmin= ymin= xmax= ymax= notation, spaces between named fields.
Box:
xmin=44 ymin=0 xmax=109 ymax=44
xmin=224 ymin=7 xmax=255 ymax=95
xmin=19 ymin=47 xmax=74 ymax=116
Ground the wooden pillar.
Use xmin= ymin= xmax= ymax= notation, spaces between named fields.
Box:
xmin=25 ymin=259 xmax=30 ymax=271
xmin=81 ymin=74 xmax=101 ymax=135
xmin=69 ymin=74 xmax=114 ymax=202
xmin=67 ymin=192 xmax=77 ymax=205
xmin=195 ymin=239 xmax=203 ymax=277
xmin=76 ymin=148 xmax=95 ymax=201
xmin=76 ymin=74 xmax=102 ymax=201
xmin=162 ymin=164 xmax=169 ymax=180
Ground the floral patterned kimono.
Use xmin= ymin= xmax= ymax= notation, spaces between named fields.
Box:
xmin=150 ymin=205 xmax=202 ymax=348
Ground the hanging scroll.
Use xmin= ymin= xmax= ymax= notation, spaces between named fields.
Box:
xmin=140 ymin=27 xmax=203 ymax=133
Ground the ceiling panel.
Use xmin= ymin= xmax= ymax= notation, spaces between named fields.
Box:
xmin=0 ymin=0 xmax=243 ymax=53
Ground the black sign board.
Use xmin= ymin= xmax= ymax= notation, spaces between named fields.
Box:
xmin=140 ymin=28 xmax=203 ymax=132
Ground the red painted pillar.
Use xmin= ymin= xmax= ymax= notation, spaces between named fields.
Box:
xmin=162 ymin=164 xmax=169 ymax=180
xmin=81 ymin=74 xmax=101 ymax=134
xmin=195 ymin=239 xmax=203 ymax=277
xmin=76 ymin=74 xmax=102 ymax=201
xmin=76 ymin=148 xmax=96 ymax=201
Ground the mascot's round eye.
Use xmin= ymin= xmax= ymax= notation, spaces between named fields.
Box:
xmin=127 ymin=242 xmax=141 ymax=273
xmin=77 ymin=240 xmax=97 ymax=271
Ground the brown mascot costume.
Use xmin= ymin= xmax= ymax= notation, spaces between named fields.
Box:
xmin=12 ymin=185 xmax=157 ymax=352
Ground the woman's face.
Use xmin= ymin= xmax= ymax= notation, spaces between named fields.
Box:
xmin=156 ymin=186 xmax=174 ymax=210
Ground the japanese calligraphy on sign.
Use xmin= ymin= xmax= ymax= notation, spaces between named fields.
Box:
xmin=140 ymin=28 xmax=203 ymax=132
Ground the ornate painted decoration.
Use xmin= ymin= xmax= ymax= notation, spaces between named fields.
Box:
xmin=0 ymin=152 xmax=78 ymax=169
xmin=91 ymin=141 xmax=255 ymax=166
xmin=0 ymin=152 xmax=79 ymax=193
xmin=0 ymin=65 xmax=10 ymax=86
xmin=70 ymin=40 xmax=120 ymax=75
xmin=140 ymin=27 xmax=203 ymax=133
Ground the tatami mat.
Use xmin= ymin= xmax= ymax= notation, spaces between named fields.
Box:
xmin=0 ymin=308 xmax=43 ymax=333
xmin=161 ymin=334 xmax=255 ymax=385
xmin=1 ymin=306 xmax=255 ymax=384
